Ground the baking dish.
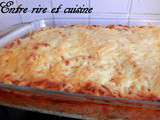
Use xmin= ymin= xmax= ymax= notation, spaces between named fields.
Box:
xmin=0 ymin=19 xmax=160 ymax=120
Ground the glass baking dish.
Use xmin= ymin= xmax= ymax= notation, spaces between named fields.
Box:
xmin=0 ymin=19 xmax=160 ymax=120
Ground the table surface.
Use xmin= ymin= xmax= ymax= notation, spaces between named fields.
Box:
xmin=0 ymin=105 xmax=79 ymax=120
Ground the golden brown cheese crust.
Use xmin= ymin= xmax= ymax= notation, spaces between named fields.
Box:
xmin=0 ymin=25 xmax=160 ymax=100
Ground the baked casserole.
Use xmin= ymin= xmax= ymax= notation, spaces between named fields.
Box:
xmin=0 ymin=25 xmax=160 ymax=100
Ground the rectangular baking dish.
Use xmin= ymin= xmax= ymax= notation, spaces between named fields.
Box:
xmin=0 ymin=19 xmax=160 ymax=120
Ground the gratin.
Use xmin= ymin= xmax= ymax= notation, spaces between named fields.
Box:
xmin=0 ymin=25 xmax=160 ymax=100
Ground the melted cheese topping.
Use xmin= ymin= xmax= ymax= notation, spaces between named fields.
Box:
xmin=0 ymin=25 xmax=160 ymax=99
